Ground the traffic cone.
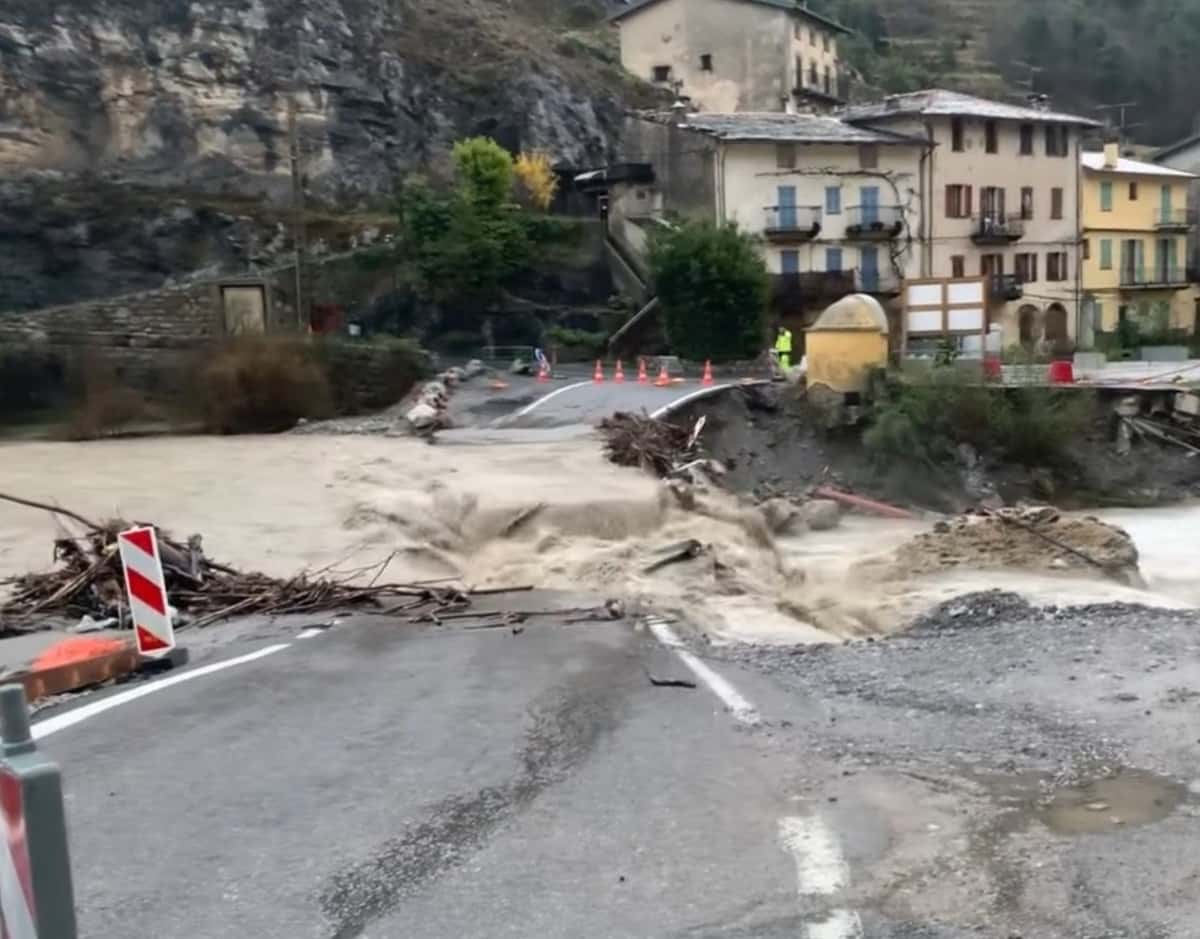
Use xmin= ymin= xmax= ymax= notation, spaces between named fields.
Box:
xmin=593 ymin=359 xmax=605 ymax=383
xmin=637 ymin=358 xmax=649 ymax=384
xmin=614 ymin=359 xmax=625 ymax=383
xmin=701 ymin=359 xmax=714 ymax=386
xmin=536 ymin=361 xmax=550 ymax=383
xmin=655 ymin=362 xmax=670 ymax=387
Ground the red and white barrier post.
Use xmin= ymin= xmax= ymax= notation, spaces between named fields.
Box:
xmin=117 ymin=527 xmax=176 ymax=659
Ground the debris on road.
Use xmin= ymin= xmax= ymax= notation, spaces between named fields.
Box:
xmin=641 ymin=539 xmax=706 ymax=574
xmin=600 ymin=412 xmax=701 ymax=477
xmin=0 ymin=493 xmax=533 ymax=634
xmin=886 ymin=506 xmax=1140 ymax=582
xmin=645 ymin=670 xmax=697 ymax=689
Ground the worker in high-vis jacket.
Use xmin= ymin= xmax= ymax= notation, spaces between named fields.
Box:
xmin=774 ymin=324 xmax=793 ymax=371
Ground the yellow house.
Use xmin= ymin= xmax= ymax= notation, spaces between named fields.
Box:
xmin=1081 ymin=142 xmax=1197 ymax=343
xmin=805 ymin=293 xmax=889 ymax=393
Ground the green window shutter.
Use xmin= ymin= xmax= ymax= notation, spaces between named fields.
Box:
xmin=1100 ymin=181 xmax=1113 ymax=211
xmin=1100 ymin=239 xmax=1112 ymax=270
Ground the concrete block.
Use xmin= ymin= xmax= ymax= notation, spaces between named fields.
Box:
xmin=1175 ymin=392 xmax=1200 ymax=417
xmin=1073 ymin=351 xmax=1107 ymax=371
xmin=1138 ymin=345 xmax=1188 ymax=362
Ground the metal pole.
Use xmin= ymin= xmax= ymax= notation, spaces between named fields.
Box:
xmin=0 ymin=685 xmax=77 ymax=939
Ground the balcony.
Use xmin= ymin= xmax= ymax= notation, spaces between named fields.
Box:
xmin=772 ymin=271 xmax=856 ymax=311
xmin=854 ymin=268 xmax=901 ymax=295
xmin=971 ymin=215 xmax=1026 ymax=244
xmin=1120 ymin=265 xmax=1188 ymax=288
xmin=1154 ymin=208 xmax=1189 ymax=231
xmin=990 ymin=274 xmax=1023 ymax=301
xmin=843 ymin=205 xmax=904 ymax=240
xmin=763 ymin=205 xmax=821 ymax=242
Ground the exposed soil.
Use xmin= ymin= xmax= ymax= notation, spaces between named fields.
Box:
xmin=672 ymin=383 xmax=1200 ymax=512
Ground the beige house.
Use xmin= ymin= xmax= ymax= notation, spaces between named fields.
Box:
xmin=844 ymin=90 xmax=1100 ymax=348
xmin=609 ymin=111 xmax=931 ymax=335
xmin=611 ymin=0 xmax=849 ymax=113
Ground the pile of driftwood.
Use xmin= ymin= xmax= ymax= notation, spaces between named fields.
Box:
xmin=599 ymin=412 xmax=702 ymax=477
xmin=0 ymin=493 xmax=527 ymax=635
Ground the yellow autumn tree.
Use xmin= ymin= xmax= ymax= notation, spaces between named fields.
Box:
xmin=513 ymin=151 xmax=559 ymax=211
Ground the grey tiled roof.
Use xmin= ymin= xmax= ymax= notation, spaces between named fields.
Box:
xmin=672 ymin=112 xmax=928 ymax=144
xmin=610 ymin=0 xmax=851 ymax=33
xmin=842 ymin=89 xmax=1101 ymax=126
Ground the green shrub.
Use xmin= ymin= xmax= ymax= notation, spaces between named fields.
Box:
xmin=649 ymin=222 xmax=768 ymax=362
xmin=545 ymin=325 xmax=607 ymax=359
xmin=865 ymin=369 xmax=1092 ymax=469
xmin=0 ymin=343 xmax=66 ymax=416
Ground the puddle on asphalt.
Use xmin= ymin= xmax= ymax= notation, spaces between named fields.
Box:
xmin=978 ymin=768 xmax=1188 ymax=835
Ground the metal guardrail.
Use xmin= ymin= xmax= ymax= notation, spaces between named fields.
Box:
xmin=972 ymin=215 xmax=1026 ymax=241
xmin=844 ymin=204 xmax=904 ymax=230
xmin=1119 ymin=266 xmax=1187 ymax=287
xmin=1155 ymin=208 xmax=1189 ymax=228
xmin=763 ymin=205 xmax=821 ymax=234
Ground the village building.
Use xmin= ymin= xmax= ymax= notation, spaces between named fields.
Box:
xmin=1080 ymin=143 xmax=1197 ymax=343
xmin=611 ymin=0 xmax=850 ymax=113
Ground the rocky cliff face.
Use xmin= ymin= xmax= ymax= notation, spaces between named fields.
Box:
xmin=0 ymin=0 xmax=628 ymax=308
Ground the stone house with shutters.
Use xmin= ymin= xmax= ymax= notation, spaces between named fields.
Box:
xmin=607 ymin=110 xmax=931 ymax=337
xmin=842 ymin=90 xmax=1100 ymax=348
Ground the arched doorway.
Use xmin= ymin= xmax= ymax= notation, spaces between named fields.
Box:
xmin=1018 ymin=305 xmax=1039 ymax=348
xmin=1044 ymin=303 xmax=1068 ymax=345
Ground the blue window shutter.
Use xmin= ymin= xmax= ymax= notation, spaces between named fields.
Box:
xmin=825 ymin=247 xmax=842 ymax=271
xmin=781 ymin=250 xmax=800 ymax=274
xmin=825 ymin=186 xmax=840 ymax=214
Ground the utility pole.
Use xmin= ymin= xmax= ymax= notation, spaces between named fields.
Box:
xmin=288 ymin=95 xmax=308 ymax=332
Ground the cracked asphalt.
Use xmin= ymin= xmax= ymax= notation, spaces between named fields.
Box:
xmin=33 ymin=591 xmax=1200 ymax=938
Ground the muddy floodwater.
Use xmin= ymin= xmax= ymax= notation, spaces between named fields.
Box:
xmin=2 ymin=435 xmax=1197 ymax=641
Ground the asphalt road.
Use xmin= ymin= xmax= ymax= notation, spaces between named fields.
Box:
xmin=34 ymin=594 xmax=1200 ymax=938
xmin=493 ymin=378 xmax=740 ymax=429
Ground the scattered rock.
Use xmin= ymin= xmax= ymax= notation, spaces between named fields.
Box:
xmin=405 ymin=402 xmax=441 ymax=429
xmin=761 ymin=497 xmax=801 ymax=534
xmin=800 ymin=499 xmax=841 ymax=531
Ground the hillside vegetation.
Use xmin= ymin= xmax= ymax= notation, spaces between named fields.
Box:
xmin=818 ymin=0 xmax=1199 ymax=145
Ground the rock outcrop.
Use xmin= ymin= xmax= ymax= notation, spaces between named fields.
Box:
xmin=0 ymin=0 xmax=628 ymax=308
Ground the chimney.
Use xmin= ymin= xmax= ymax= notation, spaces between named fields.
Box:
xmin=670 ymin=98 xmax=689 ymax=125
xmin=1103 ymin=139 xmax=1119 ymax=169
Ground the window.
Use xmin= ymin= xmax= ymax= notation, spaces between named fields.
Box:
xmin=824 ymin=185 xmax=841 ymax=214
xmin=858 ymin=144 xmax=878 ymax=168
xmin=795 ymin=56 xmax=803 ymax=87
xmin=781 ymin=250 xmax=800 ymax=275
xmin=981 ymin=253 xmax=1004 ymax=277
xmin=1082 ymin=239 xmax=1090 ymax=260
xmin=951 ymin=255 xmax=965 ymax=278
xmin=1129 ymin=181 xmax=1138 ymax=201
xmin=945 ymin=184 xmax=973 ymax=218
xmin=823 ymin=34 xmax=830 ymax=51
xmin=1099 ymin=181 xmax=1112 ymax=212
xmin=1045 ymin=124 xmax=1069 ymax=157
xmin=1051 ymin=187 xmax=1065 ymax=219
xmin=1046 ymin=251 xmax=1068 ymax=281
xmin=810 ymin=28 xmax=816 ymax=44
xmin=1099 ymin=238 xmax=1113 ymax=270
xmin=1020 ymin=186 xmax=1034 ymax=220
xmin=776 ymin=143 xmax=796 ymax=169
xmin=1019 ymin=123 xmax=1034 ymax=155
xmin=652 ymin=65 xmax=671 ymax=83
xmin=794 ymin=21 xmax=802 ymax=38
xmin=825 ymin=247 xmax=843 ymax=272
xmin=1015 ymin=252 xmax=1038 ymax=283
xmin=823 ymin=66 xmax=831 ymax=95
xmin=951 ymin=117 xmax=964 ymax=152
xmin=985 ymin=120 xmax=998 ymax=153
xmin=699 ymin=53 xmax=713 ymax=71
xmin=809 ymin=62 xmax=818 ymax=86
xmin=981 ymin=185 xmax=1005 ymax=218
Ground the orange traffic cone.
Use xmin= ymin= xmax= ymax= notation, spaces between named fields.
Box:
xmin=637 ymin=358 xmax=649 ymax=384
xmin=614 ymin=359 xmax=625 ymax=383
xmin=593 ymin=359 xmax=605 ymax=383
xmin=701 ymin=359 xmax=714 ymax=386
xmin=655 ymin=362 xmax=670 ymax=387
xmin=536 ymin=361 xmax=550 ymax=383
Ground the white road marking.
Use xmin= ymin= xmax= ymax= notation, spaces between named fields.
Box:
xmin=648 ymin=382 xmax=736 ymax=419
xmin=645 ymin=619 xmax=760 ymax=725
xmin=297 ymin=627 xmax=325 ymax=639
xmin=32 ymin=644 xmax=291 ymax=740
xmin=807 ymin=911 xmax=864 ymax=939
xmin=778 ymin=815 xmax=864 ymax=939
xmin=505 ymin=380 xmax=591 ymax=420
xmin=778 ymin=816 xmax=849 ymax=894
